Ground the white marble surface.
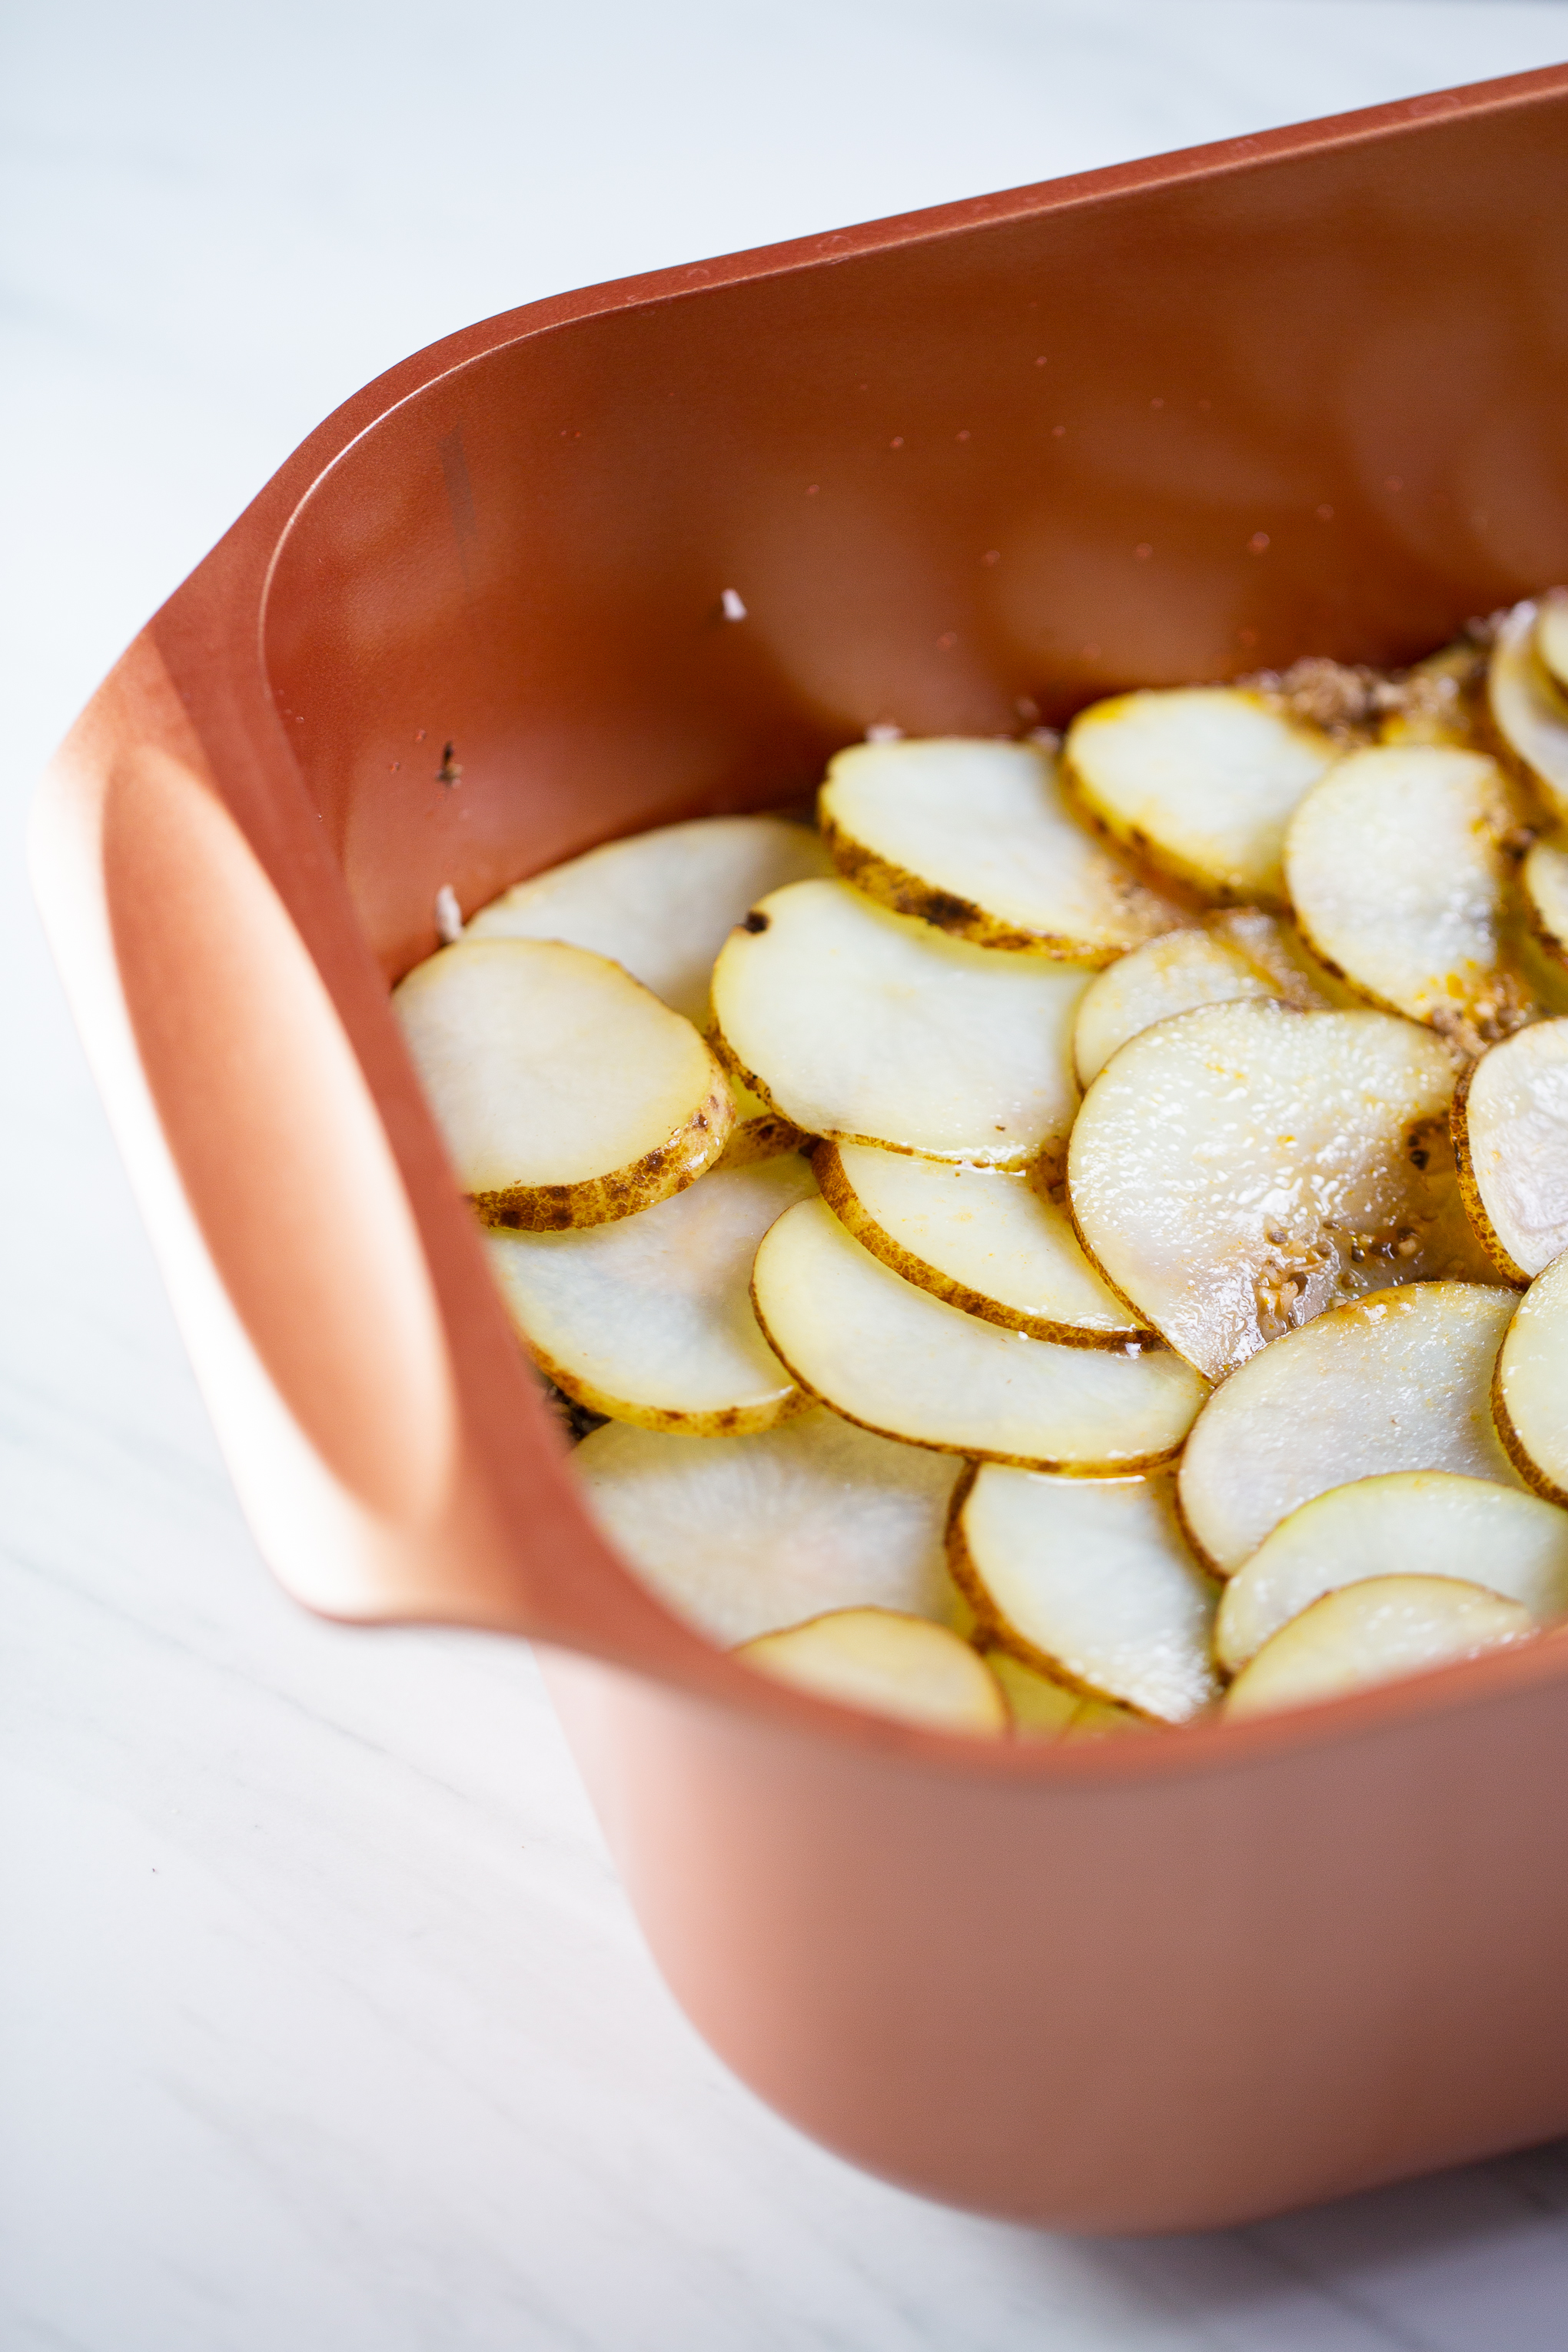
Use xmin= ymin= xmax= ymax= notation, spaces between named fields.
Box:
xmin=7 ymin=4 xmax=1568 ymax=2344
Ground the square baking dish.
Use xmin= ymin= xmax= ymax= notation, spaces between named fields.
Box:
xmin=32 ymin=61 xmax=1568 ymax=2233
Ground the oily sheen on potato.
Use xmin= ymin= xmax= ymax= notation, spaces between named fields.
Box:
xmin=818 ymin=735 xmax=1179 ymax=961
xmin=1453 ymin=1020 xmax=1568 ymax=1281
xmin=711 ymin=878 xmax=1090 ymax=1170
xmin=394 ymin=937 xmax=732 ymax=1227
xmin=1068 ymin=1000 xmax=1487 ymax=1380
xmin=751 ymin=1198 xmax=1206 ymax=1470
xmin=1223 ymin=1575 xmax=1534 ymax=1720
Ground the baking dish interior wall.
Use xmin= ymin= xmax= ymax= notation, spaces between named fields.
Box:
xmin=261 ymin=94 xmax=1568 ymax=982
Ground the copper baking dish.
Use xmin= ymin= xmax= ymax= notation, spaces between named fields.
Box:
xmin=32 ymin=63 xmax=1568 ymax=2233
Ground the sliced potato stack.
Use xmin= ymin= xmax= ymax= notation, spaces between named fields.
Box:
xmin=394 ymin=938 xmax=732 ymax=1227
xmin=1071 ymin=909 xmax=1325 ymax=1087
xmin=1453 ymin=1019 xmax=1568 ymax=1281
xmin=487 ymin=1154 xmax=816 ymax=1433
xmin=819 ymin=735 xmax=1180 ymax=960
xmin=1178 ymin=1281 xmax=1523 ymax=1576
xmin=752 ymin=1198 xmax=1207 ymax=1472
xmin=814 ymin=1141 xmax=1147 ymax=1345
xmin=712 ymin=878 xmax=1089 ymax=1171
xmin=1284 ymin=744 xmax=1529 ymax=1039
xmin=1068 ymin=1001 xmax=1491 ymax=1380
xmin=1224 ymin=1576 xmax=1534 ymax=1719
xmin=1063 ymin=686 xmax=1338 ymax=905
xmin=1490 ymin=598 xmax=1568 ymax=819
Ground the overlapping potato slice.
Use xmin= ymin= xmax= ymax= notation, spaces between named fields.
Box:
xmin=1223 ymin=1575 xmax=1535 ymax=1719
xmin=813 ymin=1141 xmax=1146 ymax=1346
xmin=487 ymin=1154 xmax=816 ymax=1433
xmin=1453 ymin=1020 xmax=1568 ymax=1281
xmin=1523 ymin=836 xmax=1568 ymax=970
xmin=1377 ymin=639 xmax=1488 ymax=749
xmin=1178 ymin=1281 xmax=1523 ymax=1575
xmin=711 ymin=879 xmax=1089 ymax=1171
xmin=394 ymin=938 xmax=732 ymax=1228
xmin=464 ymin=813 xmax=832 ymax=1025
xmin=751 ymin=1198 xmax=1206 ymax=1470
xmin=1284 ymin=744 xmax=1529 ymax=1037
xmin=1068 ymin=1001 xmax=1491 ymax=1380
xmin=736 ymin=1608 xmax=1008 ymax=1732
xmin=1489 ymin=598 xmax=1568 ymax=820
xmin=1214 ymin=1471 xmax=1568 ymax=1673
xmin=1071 ymin=909 xmax=1325 ymax=1087
xmin=1062 ymin=686 xmax=1338 ymax=905
xmin=718 ymin=1071 xmax=809 ymax=1168
xmin=982 ymin=1648 xmax=1083 ymax=1739
xmin=817 ymin=735 xmax=1180 ymax=962
xmin=1540 ymin=593 xmax=1568 ymax=695
xmin=952 ymin=1466 xmax=1219 ymax=1722
xmin=574 ymin=1410 xmax=963 ymax=1646
xmin=1493 ymin=1248 xmax=1568 ymax=1505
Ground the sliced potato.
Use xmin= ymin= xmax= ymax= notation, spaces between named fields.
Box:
xmin=736 ymin=1607 xmax=1008 ymax=1733
xmin=718 ymin=1071 xmax=809 ymax=1168
xmin=952 ymin=1466 xmax=1219 ymax=1722
xmin=1223 ymin=1574 xmax=1534 ymax=1719
xmin=1284 ymin=743 xmax=1529 ymax=1038
xmin=751 ymin=1198 xmax=1206 ymax=1471
xmin=813 ymin=1140 xmax=1147 ymax=1346
xmin=1214 ymin=1470 xmax=1568 ymax=1673
xmin=487 ymin=1154 xmax=816 ymax=1434
xmin=1493 ymin=1247 xmax=1568 ymax=1505
xmin=1063 ymin=686 xmax=1337 ymax=905
xmin=1523 ymin=835 xmax=1568 ymax=970
xmin=394 ymin=938 xmax=732 ymax=1228
xmin=1178 ymin=1281 xmax=1523 ymax=1575
xmin=1377 ymin=638 xmax=1487 ymax=749
xmin=1071 ymin=909 xmax=1325 ymax=1087
xmin=711 ymin=878 xmax=1089 ymax=1171
xmin=1489 ymin=598 xmax=1568 ymax=821
xmin=982 ymin=1647 xmax=1083 ymax=1739
xmin=464 ymin=814 xmax=832 ymax=1024
xmin=1453 ymin=1020 xmax=1568 ymax=1281
xmin=1061 ymin=1693 xmax=1155 ymax=1741
xmin=573 ymin=1410 xmax=963 ymax=1646
xmin=1540 ymin=592 xmax=1568 ymax=696
xmin=1068 ymin=1000 xmax=1492 ymax=1380
xmin=818 ymin=735 xmax=1180 ymax=962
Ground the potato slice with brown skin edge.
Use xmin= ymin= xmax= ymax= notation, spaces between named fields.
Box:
xmin=711 ymin=878 xmax=1088 ymax=1171
xmin=1523 ymin=835 xmax=1568 ymax=972
xmin=1071 ymin=909 xmax=1325 ymax=1088
xmin=1284 ymin=743 xmax=1531 ymax=1040
xmin=573 ymin=1411 xmax=964 ymax=1647
xmin=982 ymin=1646 xmax=1082 ymax=1739
xmin=1452 ymin=1022 xmax=1568 ymax=1284
xmin=751 ymin=1198 xmax=1207 ymax=1473
xmin=487 ymin=1154 xmax=816 ymax=1436
xmin=1062 ymin=686 xmax=1338 ymax=906
xmin=1493 ymin=1248 xmax=1568 ymax=1507
xmin=818 ymin=736 xmax=1181 ymax=962
xmin=394 ymin=938 xmax=733 ymax=1230
xmin=1068 ymin=1000 xmax=1490 ymax=1382
xmin=464 ymin=812 xmax=833 ymax=1025
xmin=716 ymin=1071 xmax=809 ymax=1169
xmin=1214 ymin=1470 xmax=1568 ymax=1673
xmin=736 ymin=1608 xmax=1008 ymax=1734
xmin=1489 ymin=598 xmax=1568 ymax=822
xmin=1178 ymin=1281 xmax=1524 ymax=1576
xmin=1223 ymin=1574 xmax=1535 ymax=1721
xmin=951 ymin=1463 xmax=1220 ymax=1724
xmin=1540 ymin=593 xmax=1568 ymax=697
xmin=812 ymin=1140 xmax=1149 ymax=1347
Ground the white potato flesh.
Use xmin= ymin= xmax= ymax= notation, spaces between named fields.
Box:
xmin=1178 ymin=1281 xmax=1523 ymax=1575
xmin=1489 ymin=599 xmax=1568 ymax=821
xmin=1540 ymin=593 xmax=1568 ymax=696
xmin=955 ymin=1467 xmax=1219 ymax=1723
xmin=1284 ymin=744 xmax=1525 ymax=1031
xmin=573 ymin=1410 xmax=963 ymax=1646
xmin=1068 ymin=1000 xmax=1487 ymax=1380
xmin=1071 ymin=909 xmax=1322 ymax=1087
xmin=1063 ymin=686 xmax=1337 ymax=905
xmin=464 ymin=814 xmax=832 ymax=1024
xmin=818 ymin=735 xmax=1180 ymax=961
xmin=1523 ymin=836 xmax=1568 ymax=966
xmin=1493 ymin=1248 xmax=1568 ymax=1505
xmin=487 ymin=1154 xmax=816 ymax=1433
xmin=736 ymin=1609 xmax=1008 ymax=1734
xmin=751 ymin=1198 xmax=1207 ymax=1470
xmin=1455 ymin=1021 xmax=1568 ymax=1280
xmin=815 ymin=1141 xmax=1144 ymax=1344
xmin=1223 ymin=1575 xmax=1534 ymax=1720
xmin=1214 ymin=1470 xmax=1568 ymax=1672
xmin=711 ymin=878 xmax=1089 ymax=1170
xmin=394 ymin=938 xmax=731 ymax=1226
